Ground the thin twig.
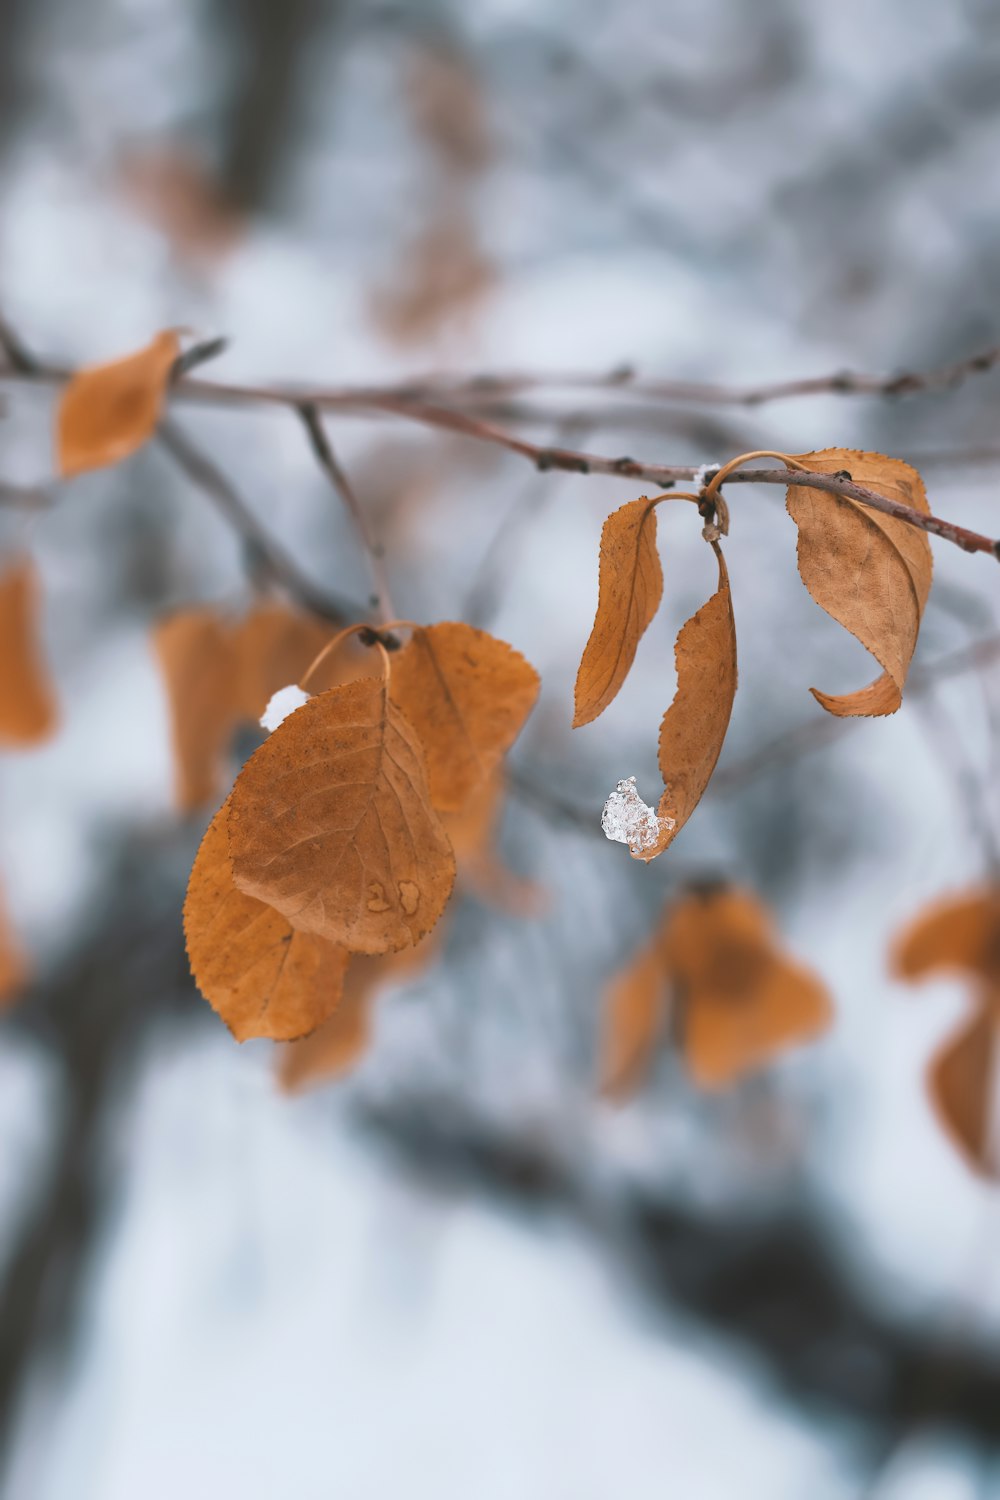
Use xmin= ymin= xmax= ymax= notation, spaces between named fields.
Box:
xmin=296 ymin=403 xmax=396 ymax=625
xmin=1 ymin=318 xmax=998 ymax=558
xmin=157 ymin=418 xmax=363 ymax=624
xmin=463 ymin=416 xmax=591 ymax=628
xmin=371 ymin=342 xmax=1000 ymax=409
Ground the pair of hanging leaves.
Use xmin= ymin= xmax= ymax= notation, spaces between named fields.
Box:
xmin=184 ymin=621 xmax=539 ymax=1042
xmin=574 ymin=496 xmax=736 ymax=861
xmin=602 ymin=883 xmax=831 ymax=1097
xmin=575 ymin=449 xmax=931 ymax=859
xmin=892 ymin=889 xmax=1000 ymax=1178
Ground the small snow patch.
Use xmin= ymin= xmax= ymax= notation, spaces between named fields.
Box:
xmin=692 ymin=462 xmax=721 ymax=491
xmin=261 ymin=684 xmax=310 ymax=732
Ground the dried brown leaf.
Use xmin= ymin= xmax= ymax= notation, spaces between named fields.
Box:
xmin=891 ymin=888 xmax=1000 ymax=987
xmin=637 ymin=545 xmax=737 ymax=862
xmin=184 ymin=801 xmax=348 ymax=1041
xmin=389 ymin=622 xmax=539 ymax=812
xmin=0 ymin=558 xmax=58 ymax=748
xmin=185 ymin=798 xmax=350 ymax=1044
xmin=279 ymin=931 xmax=441 ymax=1094
xmin=153 ymin=607 xmax=237 ymax=811
xmin=928 ymin=1011 xmax=998 ymax=1177
xmin=573 ymin=498 xmax=662 ymax=728
xmin=663 ymin=885 xmax=831 ymax=1089
xmin=441 ymin=769 xmax=545 ymax=917
xmin=228 ymin=676 xmax=455 ymax=953
xmin=118 ymin=146 xmax=243 ymax=263
xmin=787 ymin=449 xmax=932 ymax=717
xmin=0 ymin=884 xmax=28 ymax=1008
xmin=600 ymin=939 xmax=669 ymax=1100
xmin=230 ymin=604 xmax=336 ymax=721
xmin=57 ymin=330 xmax=180 ymax=477
xmin=372 ymin=209 xmax=495 ymax=348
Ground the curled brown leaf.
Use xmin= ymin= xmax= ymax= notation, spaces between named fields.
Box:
xmin=787 ymin=449 xmax=932 ymax=717
xmin=636 ymin=544 xmax=737 ymax=863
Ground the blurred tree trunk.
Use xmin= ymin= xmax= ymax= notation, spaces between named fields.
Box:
xmin=209 ymin=0 xmax=338 ymax=216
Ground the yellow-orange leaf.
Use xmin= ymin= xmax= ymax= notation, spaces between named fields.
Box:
xmin=57 ymin=330 xmax=180 ymax=477
xmin=787 ymin=449 xmax=932 ymax=717
xmin=600 ymin=939 xmax=668 ymax=1100
xmin=230 ymin=603 xmax=336 ymax=721
xmin=441 ymin=769 xmax=545 ymax=917
xmin=184 ymin=801 xmax=348 ymax=1041
xmin=389 ymin=622 xmax=539 ymax=812
xmin=228 ymin=676 xmax=455 ymax=953
xmin=663 ymin=885 xmax=831 ymax=1089
xmin=153 ymin=608 xmax=236 ymax=811
xmin=637 ymin=545 xmax=737 ymax=862
xmin=573 ymin=498 xmax=662 ymax=728
xmin=928 ymin=1011 xmax=997 ymax=1177
xmin=0 ymin=558 xmax=58 ymax=748
xmin=891 ymin=889 xmax=1000 ymax=987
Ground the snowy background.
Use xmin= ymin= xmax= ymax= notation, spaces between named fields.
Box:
xmin=2 ymin=0 xmax=1000 ymax=1495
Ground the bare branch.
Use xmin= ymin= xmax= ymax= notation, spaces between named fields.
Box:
xmin=1 ymin=311 xmax=997 ymax=559
xmin=296 ymin=403 xmax=397 ymax=625
xmin=157 ymin=418 xmax=363 ymax=624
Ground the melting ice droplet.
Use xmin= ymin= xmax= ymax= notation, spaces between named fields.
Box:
xmin=601 ymin=776 xmax=675 ymax=857
xmin=260 ymin=684 xmax=311 ymax=732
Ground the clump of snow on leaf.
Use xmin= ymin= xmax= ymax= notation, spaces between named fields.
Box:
xmin=601 ymin=776 xmax=674 ymax=856
xmin=260 ymin=684 xmax=310 ymax=732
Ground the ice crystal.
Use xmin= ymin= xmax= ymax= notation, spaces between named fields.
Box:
xmin=601 ymin=776 xmax=675 ymax=857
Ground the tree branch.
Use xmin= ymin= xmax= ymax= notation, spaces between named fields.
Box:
xmin=2 ymin=318 xmax=998 ymax=559
xmin=157 ymin=418 xmax=363 ymax=623
xmin=296 ymin=403 xmax=397 ymax=625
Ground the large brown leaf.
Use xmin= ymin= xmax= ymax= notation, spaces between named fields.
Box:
xmin=573 ymin=498 xmax=662 ymax=728
xmin=185 ymin=801 xmax=348 ymax=1041
xmin=637 ymin=545 xmax=737 ymax=862
xmin=227 ymin=676 xmax=455 ymax=953
xmin=389 ymin=622 xmax=539 ymax=812
xmin=787 ymin=449 xmax=932 ymax=717
xmin=57 ymin=330 xmax=180 ymax=477
xmin=153 ymin=608 xmax=236 ymax=811
xmin=0 ymin=558 xmax=58 ymax=748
